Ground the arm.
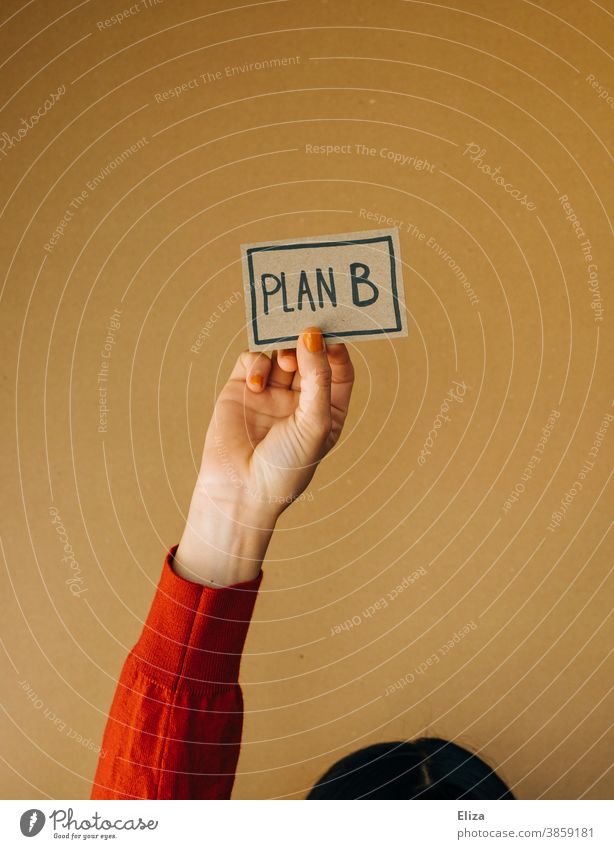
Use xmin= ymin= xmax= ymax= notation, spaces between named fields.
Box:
xmin=91 ymin=327 xmax=354 ymax=799
xmin=90 ymin=545 xmax=262 ymax=800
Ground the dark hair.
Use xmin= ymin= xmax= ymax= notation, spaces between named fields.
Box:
xmin=307 ymin=738 xmax=515 ymax=799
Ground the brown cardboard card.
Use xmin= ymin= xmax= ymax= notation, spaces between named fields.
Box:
xmin=241 ymin=228 xmax=407 ymax=350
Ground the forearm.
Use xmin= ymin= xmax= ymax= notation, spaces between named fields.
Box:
xmin=174 ymin=488 xmax=279 ymax=587
xmin=91 ymin=543 xmax=262 ymax=800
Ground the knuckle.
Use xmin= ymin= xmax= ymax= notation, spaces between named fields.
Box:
xmin=314 ymin=365 xmax=332 ymax=387
xmin=240 ymin=351 xmax=268 ymax=377
xmin=313 ymin=415 xmax=332 ymax=440
xmin=240 ymin=351 xmax=256 ymax=369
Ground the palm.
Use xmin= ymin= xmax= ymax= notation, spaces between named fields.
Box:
xmin=199 ymin=346 xmax=353 ymax=511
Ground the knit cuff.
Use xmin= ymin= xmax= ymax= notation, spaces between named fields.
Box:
xmin=131 ymin=544 xmax=262 ymax=690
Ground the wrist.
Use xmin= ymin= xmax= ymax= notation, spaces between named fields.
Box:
xmin=174 ymin=493 xmax=278 ymax=587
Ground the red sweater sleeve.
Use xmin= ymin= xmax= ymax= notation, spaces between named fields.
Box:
xmin=91 ymin=544 xmax=262 ymax=800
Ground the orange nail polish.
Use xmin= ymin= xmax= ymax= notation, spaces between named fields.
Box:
xmin=304 ymin=326 xmax=324 ymax=353
xmin=250 ymin=373 xmax=263 ymax=388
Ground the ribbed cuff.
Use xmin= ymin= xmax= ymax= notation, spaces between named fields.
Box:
xmin=131 ymin=544 xmax=262 ymax=690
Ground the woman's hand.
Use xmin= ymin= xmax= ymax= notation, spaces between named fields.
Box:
xmin=174 ymin=326 xmax=354 ymax=586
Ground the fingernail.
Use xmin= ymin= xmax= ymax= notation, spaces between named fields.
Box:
xmin=249 ymin=373 xmax=263 ymax=388
xmin=303 ymin=326 xmax=324 ymax=353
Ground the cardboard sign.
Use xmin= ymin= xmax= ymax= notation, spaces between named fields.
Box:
xmin=241 ymin=228 xmax=407 ymax=350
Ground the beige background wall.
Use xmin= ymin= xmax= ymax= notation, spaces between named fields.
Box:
xmin=0 ymin=0 xmax=612 ymax=799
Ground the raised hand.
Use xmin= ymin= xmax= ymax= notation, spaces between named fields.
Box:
xmin=175 ymin=327 xmax=354 ymax=586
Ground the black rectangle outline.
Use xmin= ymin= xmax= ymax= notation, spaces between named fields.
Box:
xmin=246 ymin=235 xmax=403 ymax=345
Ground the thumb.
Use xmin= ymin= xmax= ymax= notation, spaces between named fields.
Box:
xmin=294 ymin=326 xmax=332 ymax=448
